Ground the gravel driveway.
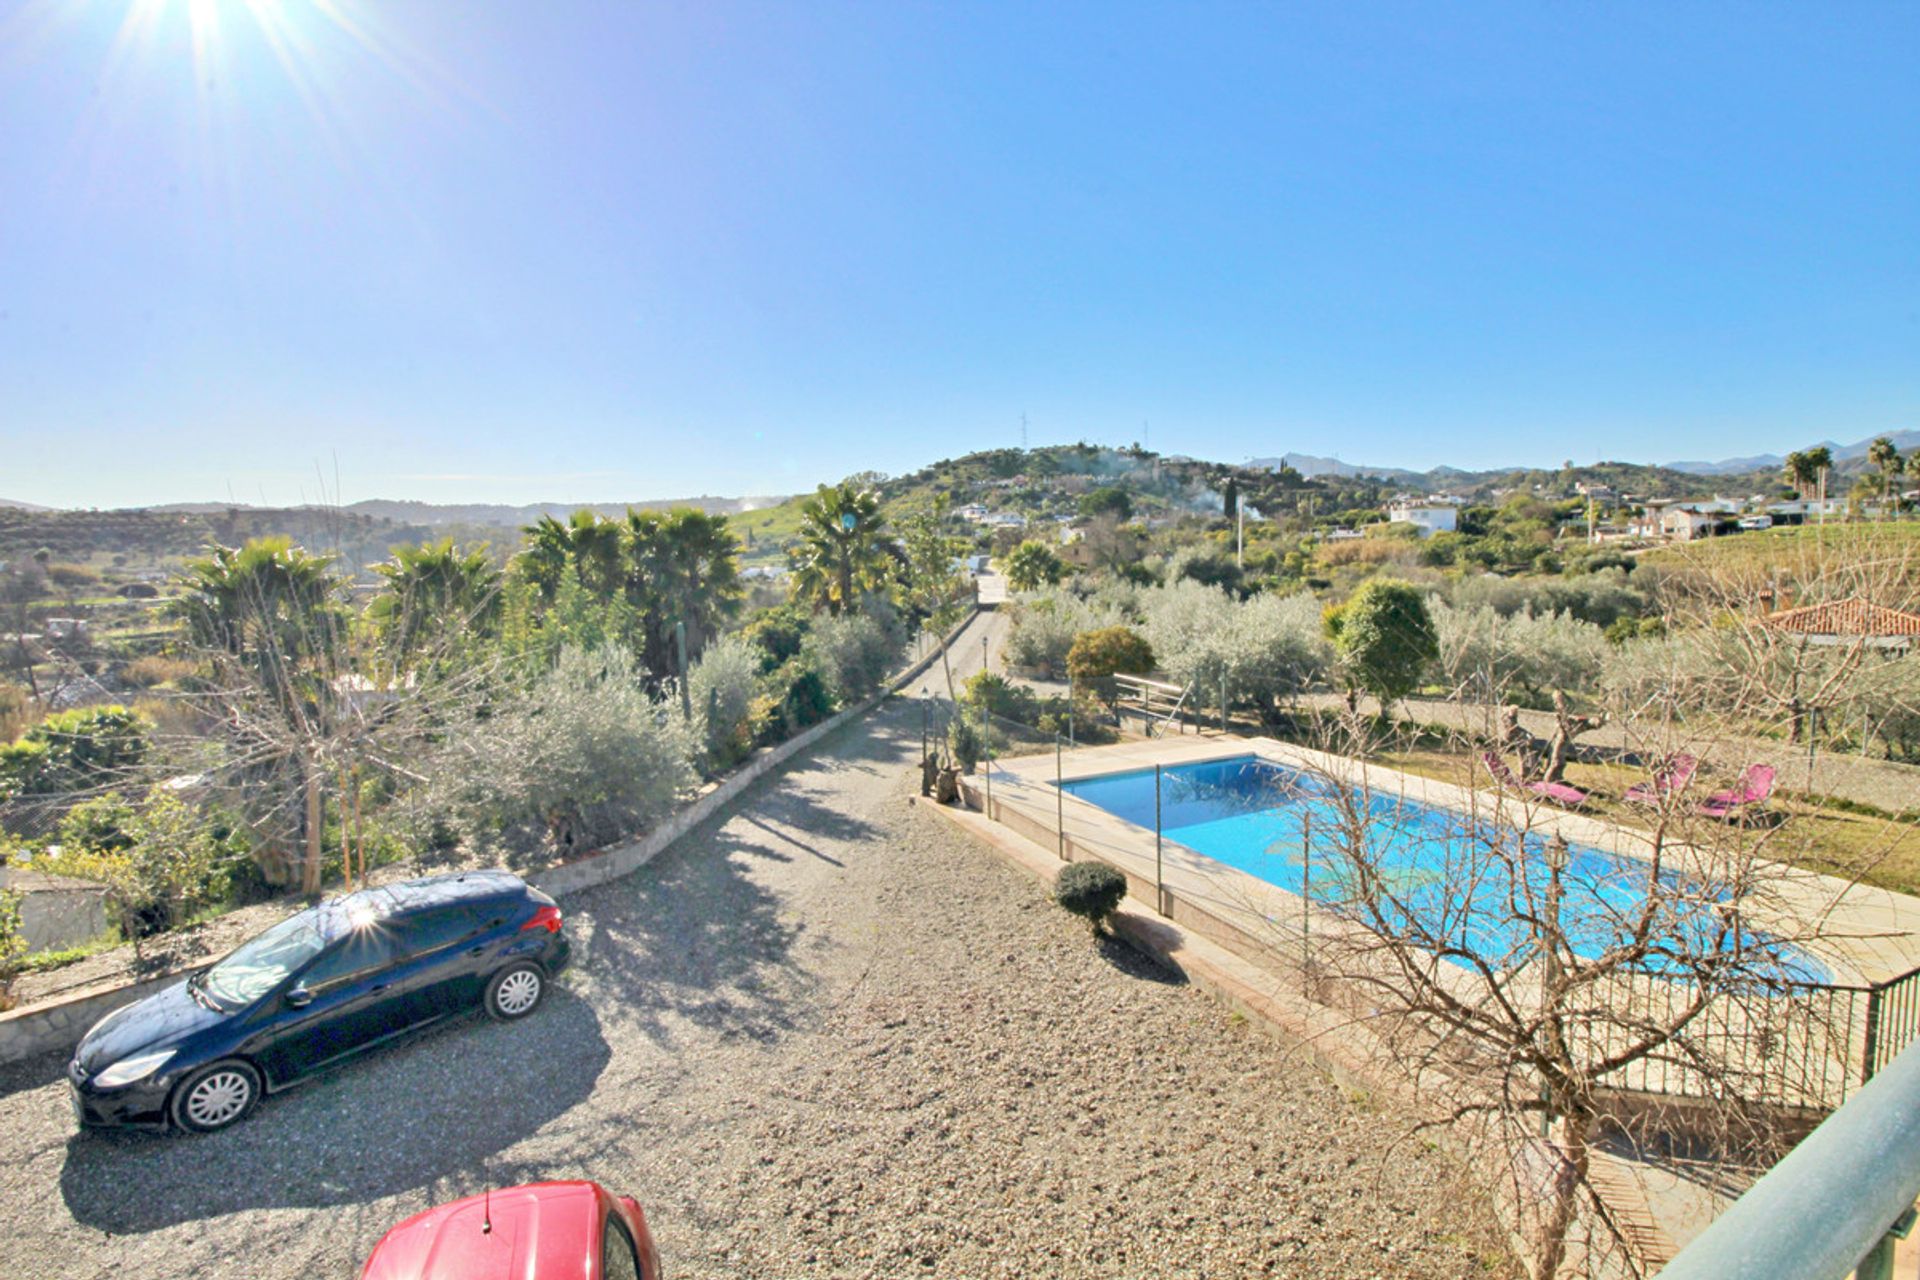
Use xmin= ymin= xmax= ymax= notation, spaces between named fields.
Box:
xmin=0 ymin=698 xmax=1511 ymax=1279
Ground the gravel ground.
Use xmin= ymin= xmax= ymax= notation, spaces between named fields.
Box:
xmin=0 ymin=692 xmax=1512 ymax=1279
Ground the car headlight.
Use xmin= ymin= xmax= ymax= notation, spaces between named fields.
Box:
xmin=93 ymin=1050 xmax=177 ymax=1089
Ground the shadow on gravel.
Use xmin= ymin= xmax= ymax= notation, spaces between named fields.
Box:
xmin=0 ymin=1048 xmax=71 ymax=1099
xmin=58 ymin=988 xmax=609 ymax=1234
xmin=1101 ymin=928 xmax=1188 ymax=985
xmin=574 ymin=817 xmax=820 ymax=1049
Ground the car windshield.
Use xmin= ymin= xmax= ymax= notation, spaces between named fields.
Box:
xmin=201 ymin=910 xmax=330 ymax=1008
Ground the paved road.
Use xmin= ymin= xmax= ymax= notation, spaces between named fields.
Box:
xmin=0 ymin=701 xmax=1508 ymax=1279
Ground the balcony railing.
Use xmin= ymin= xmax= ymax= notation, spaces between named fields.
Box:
xmin=1656 ymin=1034 xmax=1920 ymax=1279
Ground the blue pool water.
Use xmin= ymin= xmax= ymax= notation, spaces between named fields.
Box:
xmin=1060 ymin=756 xmax=1830 ymax=983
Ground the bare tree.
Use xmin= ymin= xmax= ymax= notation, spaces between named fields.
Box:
xmin=174 ymin=537 xmax=502 ymax=894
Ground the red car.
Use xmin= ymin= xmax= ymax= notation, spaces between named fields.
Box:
xmin=361 ymin=1180 xmax=661 ymax=1280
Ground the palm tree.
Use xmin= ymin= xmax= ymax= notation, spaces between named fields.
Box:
xmin=790 ymin=483 xmax=895 ymax=615
xmin=514 ymin=510 xmax=625 ymax=601
xmin=1784 ymin=447 xmax=1833 ymax=503
xmin=1867 ymin=436 xmax=1905 ymax=512
xmin=174 ymin=538 xmax=346 ymax=893
xmin=1004 ymin=539 xmax=1066 ymax=591
xmin=368 ymin=538 xmax=503 ymax=663
xmin=1783 ymin=450 xmax=1814 ymax=500
xmin=623 ymin=509 xmax=744 ymax=679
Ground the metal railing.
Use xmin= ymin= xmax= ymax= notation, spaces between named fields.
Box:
xmin=1656 ymin=1035 xmax=1920 ymax=1280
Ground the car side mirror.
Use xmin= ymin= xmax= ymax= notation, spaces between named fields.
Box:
xmin=285 ymin=985 xmax=313 ymax=1009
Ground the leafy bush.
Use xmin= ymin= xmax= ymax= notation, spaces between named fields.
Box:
xmin=1004 ymin=590 xmax=1130 ymax=678
xmin=1449 ymin=568 xmax=1648 ymax=630
xmin=961 ymin=671 xmax=1039 ymax=723
xmin=55 ymin=793 xmax=139 ymax=855
xmin=0 ymin=705 xmax=151 ymax=801
xmin=1861 ymin=657 xmax=1920 ymax=762
xmin=448 ymin=644 xmax=697 ymax=860
xmin=1140 ymin=582 xmax=1332 ymax=715
xmin=45 ymin=563 xmax=100 ymax=589
xmin=742 ymin=603 xmax=812 ymax=669
xmin=40 ymin=788 xmax=235 ymax=941
xmin=949 ymin=716 xmax=984 ymax=773
xmin=0 ymin=682 xmax=30 ymax=743
xmin=0 ymin=888 xmax=24 ymax=1010
xmin=801 ymin=609 xmax=902 ymax=706
xmin=1055 ymin=860 xmax=1128 ymax=935
xmin=689 ymin=634 xmax=766 ymax=769
xmin=1066 ymin=626 xmax=1155 ymax=683
xmin=769 ymin=661 xmax=835 ymax=738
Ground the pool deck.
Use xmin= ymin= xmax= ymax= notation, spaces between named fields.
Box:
xmin=979 ymin=734 xmax=1920 ymax=990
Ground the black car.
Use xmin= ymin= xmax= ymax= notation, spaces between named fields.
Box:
xmin=69 ymin=871 xmax=570 ymax=1134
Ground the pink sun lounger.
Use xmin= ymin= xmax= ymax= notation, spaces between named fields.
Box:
xmin=1481 ymin=751 xmax=1590 ymax=808
xmin=1697 ymin=764 xmax=1776 ymax=820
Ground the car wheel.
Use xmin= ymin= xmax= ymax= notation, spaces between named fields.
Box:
xmin=485 ymin=963 xmax=546 ymax=1021
xmin=170 ymin=1060 xmax=261 ymax=1134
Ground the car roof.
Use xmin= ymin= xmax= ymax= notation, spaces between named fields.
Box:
xmin=323 ymin=872 xmax=527 ymax=932
xmin=359 ymin=1181 xmax=608 ymax=1280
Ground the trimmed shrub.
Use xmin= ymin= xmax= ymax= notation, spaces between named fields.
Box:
xmin=1055 ymin=860 xmax=1128 ymax=936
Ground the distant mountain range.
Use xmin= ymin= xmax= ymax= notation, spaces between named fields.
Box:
xmin=1243 ymin=430 xmax=1918 ymax=485
xmin=76 ymin=495 xmax=789 ymax=526
xmin=1243 ymin=453 xmax=1419 ymax=481
xmin=1662 ymin=429 xmax=1920 ymax=476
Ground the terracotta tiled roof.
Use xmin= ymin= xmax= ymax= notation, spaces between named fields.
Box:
xmin=1764 ymin=596 xmax=1920 ymax=638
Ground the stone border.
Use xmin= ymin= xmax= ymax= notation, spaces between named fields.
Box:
xmin=0 ymin=606 xmax=980 ymax=1068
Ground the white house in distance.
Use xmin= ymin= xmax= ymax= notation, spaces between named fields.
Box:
xmin=1385 ymin=501 xmax=1458 ymax=537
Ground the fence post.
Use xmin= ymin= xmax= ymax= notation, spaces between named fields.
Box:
xmin=983 ymin=702 xmax=992 ymax=815
xmin=1155 ymin=763 xmax=1166 ymax=916
xmin=1301 ymin=810 xmax=1311 ymax=969
xmin=1056 ymin=734 xmax=1065 ymax=859
xmin=1067 ymin=673 xmax=1075 ymax=748
xmin=1865 ymin=983 xmax=1884 ymax=1086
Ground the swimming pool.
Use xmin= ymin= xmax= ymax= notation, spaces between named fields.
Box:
xmin=1059 ymin=755 xmax=1830 ymax=983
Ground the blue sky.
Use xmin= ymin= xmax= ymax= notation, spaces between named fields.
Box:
xmin=2 ymin=1 xmax=1915 ymax=507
